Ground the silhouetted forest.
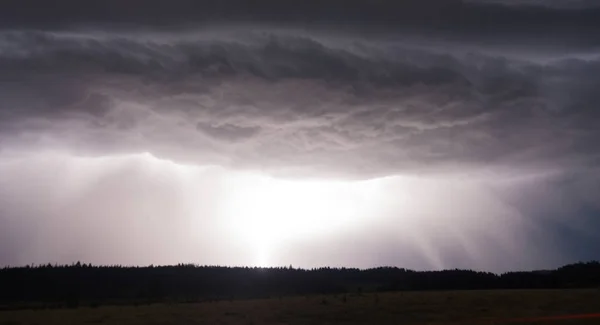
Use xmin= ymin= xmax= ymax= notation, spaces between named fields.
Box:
xmin=1 ymin=261 xmax=599 ymax=309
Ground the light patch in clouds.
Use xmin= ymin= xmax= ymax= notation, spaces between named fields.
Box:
xmin=0 ymin=151 xmax=592 ymax=271
xmin=221 ymin=173 xmax=389 ymax=266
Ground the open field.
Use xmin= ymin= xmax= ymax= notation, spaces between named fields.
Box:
xmin=1 ymin=289 xmax=599 ymax=325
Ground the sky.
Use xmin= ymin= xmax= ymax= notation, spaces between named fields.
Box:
xmin=0 ymin=0 xmax=599 ymax=272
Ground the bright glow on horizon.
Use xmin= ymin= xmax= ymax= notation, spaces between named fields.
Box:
xmin=220 ymin=172 xmax=389 ymax=266
xmin=5 ymin=151 xmax=393 ymax=267
xmin=0 ymin=150 xmax=563 ymax=271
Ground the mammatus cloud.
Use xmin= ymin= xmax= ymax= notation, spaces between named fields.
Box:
xmin=0 ymin=1 xmax=599 ymax=270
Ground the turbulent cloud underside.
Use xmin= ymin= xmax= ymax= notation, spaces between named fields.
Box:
xmin=1 ymin=29 xmax=599 ymax=178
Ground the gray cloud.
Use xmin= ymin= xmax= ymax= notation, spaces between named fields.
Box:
xmin=1 ymin=29 xmax=598 ymax=178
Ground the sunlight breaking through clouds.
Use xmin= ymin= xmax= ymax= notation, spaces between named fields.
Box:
xmin=220 ymin=173 xmax=389 ymax=266
xmin=0 ymin=151 xmax=585 ymax=271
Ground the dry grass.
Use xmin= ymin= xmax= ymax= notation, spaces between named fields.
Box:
xmin=1 ymin=289 xmax=599 ymax=325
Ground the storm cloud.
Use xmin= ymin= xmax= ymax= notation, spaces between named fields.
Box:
xmin=0 ymin=0 xmax=598 ymax=271
xmin=1 ymin=28 xmax=598 ymax=176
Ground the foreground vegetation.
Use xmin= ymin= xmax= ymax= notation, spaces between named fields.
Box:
xmin=2 ymin=262 xmax=599 ymax=324
xmin=1 ymin=289 xmax=600 ymax=325
xmin=2 ymin=262 xmax=600 ymax=309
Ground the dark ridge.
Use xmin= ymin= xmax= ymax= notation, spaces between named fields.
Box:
xmin=1 ymin=261 xmax=599 ymax=309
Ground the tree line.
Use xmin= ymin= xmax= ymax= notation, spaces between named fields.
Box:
xmin=1 ymin=261 xmax=599 ymax=309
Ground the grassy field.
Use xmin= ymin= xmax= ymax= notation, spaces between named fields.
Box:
xmin=1 ymin=289 xmax=599 ymax=325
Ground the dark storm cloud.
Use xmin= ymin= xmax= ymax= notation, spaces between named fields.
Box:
xmin=1 ymin=29 xmax=599 ymax=177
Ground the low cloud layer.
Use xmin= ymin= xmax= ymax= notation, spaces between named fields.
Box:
xmin=0 ymin=1 xmax=599 ymax=270
xmin=1 ymin=29 xmax=599 ymax=177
